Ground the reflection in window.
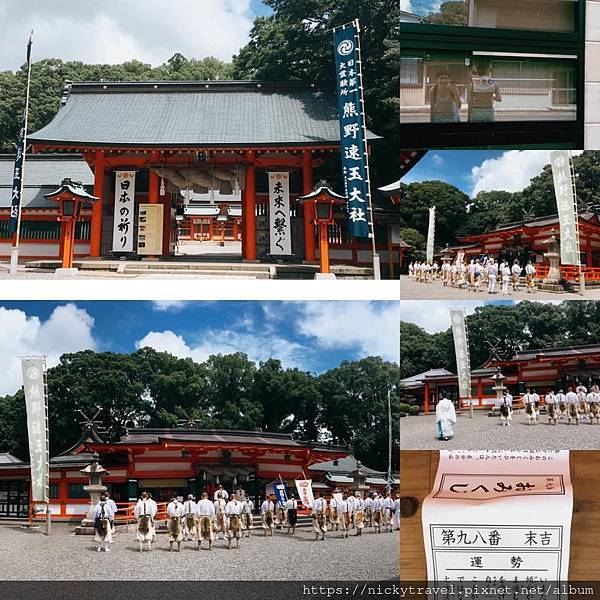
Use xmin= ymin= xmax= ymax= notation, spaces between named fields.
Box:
xmin=400 ymin=53 xmax=577 ymax=124
xmin=402 ymin=0 xmax=577 ymax=32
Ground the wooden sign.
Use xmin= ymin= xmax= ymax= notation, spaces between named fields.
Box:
xmin=137 ymin=204 xmax=163 ymax=256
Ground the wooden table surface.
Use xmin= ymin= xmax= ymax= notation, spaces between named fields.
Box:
xmin=400 ymin=450 xmax=600 ymax=581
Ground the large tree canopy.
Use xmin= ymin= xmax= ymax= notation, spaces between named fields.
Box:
xmin=0 ymin=348 xmax=400 ymax=472
xmin=400 ymin=301 xmax=600 ymax=382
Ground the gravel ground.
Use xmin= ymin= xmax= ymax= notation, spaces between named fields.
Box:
xmin=400 ymin=276 xmax=594 ymax=300
xmin=400 ymin=410 xmax=600 ymax=450
xmin=0 ymin=523 xmax=398 ymax=581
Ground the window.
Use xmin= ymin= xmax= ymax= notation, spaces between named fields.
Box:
xmin=400 ymin=51 xmax=577 ymax=124
xmin=49 ymin=483 xmax=59 ymax=499
xmin=67 ymin=483 xmax=88 ymax=499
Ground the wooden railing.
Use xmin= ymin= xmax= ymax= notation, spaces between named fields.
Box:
xmin=535 ymin=264 xmax=600 ymax=282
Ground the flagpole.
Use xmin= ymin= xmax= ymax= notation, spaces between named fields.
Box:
xmin=9 ymin=32 xmax=34 ymax=276
xmin=386 ymin=387 xmax=392 ymax=496
xmin=353 ymin=19 xmax=381 ymax=280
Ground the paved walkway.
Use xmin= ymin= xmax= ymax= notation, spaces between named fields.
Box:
xmin=0 ymin=523 xmax=398 ymax=581
xmin=400 ymin=410 xmax=600 ymax=450
xmin=400 ymin=276 xmax=593 ymax=300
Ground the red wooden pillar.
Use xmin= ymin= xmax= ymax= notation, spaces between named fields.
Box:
xmin=161 ymin=192 xmax=171 ymax=258
xmin=90 ymin=150 xmax=105 ymax=257
xmin=586 ymin=235 xmax=592 ymax=267
xmin=424 ymin=382 xmax=430 ymax=415
xmin=302 ymin=150 xmax=316 ymax=262
xmin=209 ymin=221 xmax=214 ymax=241
xmin=241 ymin=190 xmax=246 ymax=256
xmin=244 ymin=155 xmax=257 ymax=261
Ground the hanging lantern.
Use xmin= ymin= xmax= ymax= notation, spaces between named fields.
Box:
xmin=160 ymin=177 xmax=166 ymax=196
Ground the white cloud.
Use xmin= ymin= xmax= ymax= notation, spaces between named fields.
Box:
xmin=400 ymin=301 xmax=487 ymax=333
xmin=294 ymin=301 xmax=400 ymax=363
xmin=400 ymin=0 xmax=413 ymax=10
xmin=135 ymin=329 xmax=308 ymax=369
xmin=150 ymin=301 xmax=189 ymax=312
xmin=0 ymin=1 xmax=255 ymax=71
xmin=431 ymin=153 xmax=444 ymax=166
xmin=470 ymin=150 xmax=584 ymax=196
xmin=0 ymin=304 xmax=96 ymax=396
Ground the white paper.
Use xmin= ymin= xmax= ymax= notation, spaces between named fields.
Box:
xmin=268 ymin=172 xmax=292 ymax=256
xmin=112 ymin=171 xmax=136 ymax=253
xmin=422 ymin=450 xmax=572 ymax=581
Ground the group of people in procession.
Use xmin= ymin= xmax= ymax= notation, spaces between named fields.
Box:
xmin=92 ymin=484 xmax=400 ymax=552
xmin=408 ymin=257 xmax=537 ymax=295
xmin=432 ymin=382 xmax=600 ymax=440
xmin=496 ymin=383 xmax=600 ymax=426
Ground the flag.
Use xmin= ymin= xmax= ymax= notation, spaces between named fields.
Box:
xmin=550 ymin=151 xmax=580 ymax=266
xmin=334 ymin=21 xmax=373 ymax=238
xmin=426 ymin=206 xmax=436 ymax=263
xmin=273 ymin=477 xmax=288 ymax=508
xmin=8 ymin=32 xmax=34 ymax=237
xmin=449 ymin=309 xmax=471 ymax=400
xmin=295 ymin=479 xmax=315 ymax=509
xmin=21 ymin=357 xmax=49 ymax=504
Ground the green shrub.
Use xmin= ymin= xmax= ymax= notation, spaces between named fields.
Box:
xmin=408 ymin=405 xmax=420 ymax=416
xmin=399 ymin=403 xmax=411 ymax=413
xmin=399 ymin=412 xmax=408 ymax=418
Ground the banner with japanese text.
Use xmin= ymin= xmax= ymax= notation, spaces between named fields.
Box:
xmin=21 ymin=357 xmax=49 ymax=503
xmin=426 ymin=206 xmax=436 ymax=264
xmin=112 ymin=171 xmax=136 ymax=253
xmin=273 ymin=479 xmax=289 ymax=509
xmin=8 ymin=35 xmax=32 ymax=237
xmin=550 ymin=151 xmax=579 ymax=265
xmin=334 ymin=21 xmax=372 ymax=238
xmin=295 ymin=479 xmax=314 ymax=509
xmin=268 ymin=172 xmax=292 ymax=255
xmin=449 ymin=309 xmax=471 ymax=400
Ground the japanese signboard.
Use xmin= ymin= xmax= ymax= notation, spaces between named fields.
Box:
xmin=137 ymin=204 xmax=164 ymax=256
xmin=422 ymin=450 xmax=572 ymax=581
xmin=334 ymin=21 xmax=372 ymax=239
xmin=427 ymin=206 xmax=436 ymax=264
xmin=268 ymin=172 xmax=292 ymax=256
xmin=112 ymin=171 xmax=136 ymax=252
xmin=550 ymin=151 xmax=579 ymax=266
xmin=295 ymin=479 xmax=315 ymax=509
xmin=449 ymin=309 xmax=471 ymax=400
xmin=21 ymin=357 xmax=49 ymax=503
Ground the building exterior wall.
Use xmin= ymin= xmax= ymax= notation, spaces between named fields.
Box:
xmin=586 ymin=1 xmax=600 ymax=148
xmin=469 ymin=0 xmax=575 ymax=31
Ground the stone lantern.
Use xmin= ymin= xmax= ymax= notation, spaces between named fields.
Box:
xmin=441 ymin=244 xmax=454 ymax=268
xmin=490 ymin=367 xmax=507 ymax=407
xmin=542 ymin=229 xmax=562 ymax=286
xmin=80 ymin=452 xmax=110 ymax=527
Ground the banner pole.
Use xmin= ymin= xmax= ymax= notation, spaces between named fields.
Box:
xmin=9 ymin=32 xmax=34 ymax=276
xmin=353 ymin=19 xmax=380 ymax=280
xmin=386 ymin=387 xmax=392 ymax=496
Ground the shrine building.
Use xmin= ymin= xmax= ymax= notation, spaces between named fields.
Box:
xmin=445 ymin=212 xmax=600 ymax=282
xmin=0 ymin=427 xmax=393 ymax=520
xmin=402 ymin=343 xmax=600 ymax=413
xmin=0 ymin=80 xmax=403 ymax=276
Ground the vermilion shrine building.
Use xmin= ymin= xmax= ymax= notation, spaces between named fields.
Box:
xmin=0 ymin=80 xmax=403 ymax=276
xmin=447 ymin=212 xmax=600 ymax=281
xmin=0 ymin=427 xmax=390 ymax=520
xmin=402 ymin=343 xmax=600 ymax=413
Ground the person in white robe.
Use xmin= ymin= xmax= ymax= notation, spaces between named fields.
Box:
xmin=260 ymin=497 xmax=275 ymax=536
xmin=436 ymin=397 xmax=456 ymax=441
xmin=92 ymin=494 xmax=116 ymax=552
xmin=195 ymin=492 xmax=216 ymax=550
xmin=134 ymin=491 xmax=156 ymax=551
xmin=182 ymin=494 xmax=197 ymax=541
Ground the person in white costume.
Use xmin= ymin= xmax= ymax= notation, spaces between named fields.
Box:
xmin=436 ymin=397 xmax=456 ymax=441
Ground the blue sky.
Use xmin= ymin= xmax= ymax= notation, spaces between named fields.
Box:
xmin=400 ymin=150 xmax=561 ymax=198
xmin=1 ymin=1 xmax=274 ymax=71
xmin=0 ymin=301 xmax=399 ymax=396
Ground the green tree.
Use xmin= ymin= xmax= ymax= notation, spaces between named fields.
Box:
xmin=399 ymin=227 xmax=426 ymax=252
xmin=233 ymin=0 xmax=400 ymax=186
xmin=423 ymin=1 xmax=468 ymax=26
xmin=398 ymin=180 xmax=470 ymax=247
xmin=318 ymin=357 xmax=401 ymax=471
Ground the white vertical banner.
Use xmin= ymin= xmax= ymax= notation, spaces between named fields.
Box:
xmin=295 ymin=479 xmax=315 ymax=508
xmin=449 ymin=309 xmax=471 ymax=400
xmin=21 ymin=357 xmax=49 ymax=503
xmin=550 ymin=151 xmax=579 ymax=266
xmin=426 ymin=206 xmax=436 ymax=263
xmin=112 ymin=171 xmax=136 ymax=253
xmin=268 ymin=172 xmax=292 ymax=256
